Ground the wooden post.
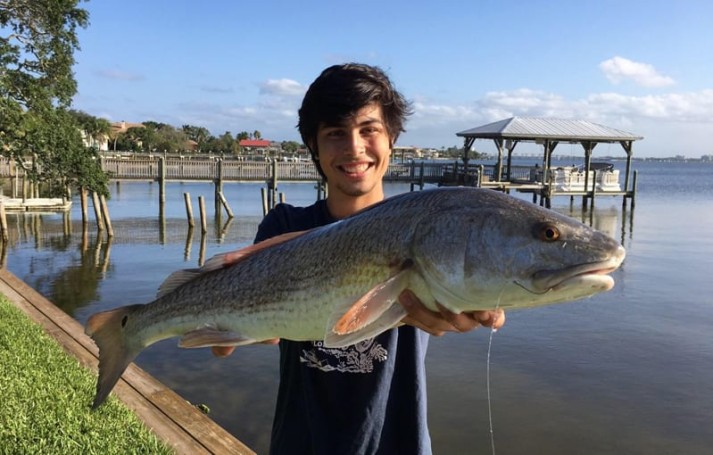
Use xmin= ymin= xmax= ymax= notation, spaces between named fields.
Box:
xmin=218 ymin=191 xmax=234 ymax=218
xmin=80 ymin=187 xmax=89 ymax=225
xmin=271 ymin=159 xmax=278 ymax=209
xmin=261 ymin=188 xmax=268 ymax=216
xmin=184 ymin=192 xmax=195 ymax=227
xmin=158 ymin=156 xmax=166 ymax=206
xmin=198 ymin=196 xmax=207 ymax=234
xmin=99 ymin=194 xmax=114 ymax=238
xmin=0 ymin=202 xmax=8 ymax=241
xmin=91 ymin=192 xmax=105 ymax=231
xmin=13 ymin=164 xmax=19 ymax=198
xmin=214 ymin=159 xmax=224 ymax=212
xmin=408 ymin=162 xmax=415 ymax=192
xmin=590 ymin=170 xmax=597 ymax=210
xmin=631 ymin=170 xmax=638 ymax=209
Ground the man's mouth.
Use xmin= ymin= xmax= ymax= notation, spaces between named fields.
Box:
xmin=338 ymin=162 xmax=373 ymax=175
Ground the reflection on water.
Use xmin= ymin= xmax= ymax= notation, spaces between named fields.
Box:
xmin=3 ymin=166 xmax=713 ymax=454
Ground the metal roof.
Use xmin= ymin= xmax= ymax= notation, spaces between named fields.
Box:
xmin=456 ymin=117 xmax=643 ymax=142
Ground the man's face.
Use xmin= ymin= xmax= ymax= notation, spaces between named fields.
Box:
xmin=315 ymin=103 xmax=391 ymax=201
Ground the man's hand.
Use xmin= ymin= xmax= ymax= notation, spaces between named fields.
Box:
xmin=398 ymin=289 xmax=505 ymax=336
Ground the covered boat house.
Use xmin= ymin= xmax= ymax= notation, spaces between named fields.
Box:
xmin=456 ymin=117 xmax=643 ymax=206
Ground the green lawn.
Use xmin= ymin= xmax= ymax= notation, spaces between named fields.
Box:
xmin=0 ymin=295 xmax=172 ymax=454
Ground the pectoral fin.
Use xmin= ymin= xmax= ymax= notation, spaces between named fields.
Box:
xmin=178 ymin=327 xmax=256 ymax=348
xmin=324 ymin=268 xmax=411 ymax=348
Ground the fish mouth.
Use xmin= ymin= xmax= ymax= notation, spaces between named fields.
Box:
xmin=527 ymin=246 xmax=626 ymax=294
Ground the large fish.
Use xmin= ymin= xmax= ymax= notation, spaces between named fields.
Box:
xmin=85 ymin=187 xmax=625 ymax=408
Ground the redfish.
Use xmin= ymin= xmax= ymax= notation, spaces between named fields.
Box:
xmin=86 ymin=187 xmax=625 ymax=408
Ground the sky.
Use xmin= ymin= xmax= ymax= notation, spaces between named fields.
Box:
xmin=71 ymin=0 xmax=713 ymax=158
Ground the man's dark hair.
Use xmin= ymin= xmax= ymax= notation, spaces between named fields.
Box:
xmin=298 ymin=63 xmax=413 ymax=180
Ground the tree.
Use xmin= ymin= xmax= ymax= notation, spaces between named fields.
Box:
xmin=22 ymin=107 xmax=108 ymax=196
xmin=182 ymin=124 xmax=210 ymax=151
xmin=217 ymin=131 xmax=235 ymax=154
xmin=253 ymin=130 xmax=262 ymax=140
xmin=281 ymin=140 xmax=301 ymax=154
xmin=153 ymin=124 xmax=188 ymax=154
xmin=1 ymin=0 xmax=108 ymax=195
xmin=70 ymin=109 xmax=111 ymax=149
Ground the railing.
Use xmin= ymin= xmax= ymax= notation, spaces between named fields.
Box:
xmin=96 ymin=157 xmax=454 ymax=183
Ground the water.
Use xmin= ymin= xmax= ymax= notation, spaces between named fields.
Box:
xmin=3 ymin=160 xmax=713 ymax=454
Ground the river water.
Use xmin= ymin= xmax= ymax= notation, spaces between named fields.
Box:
xmin=3 ymin=159 xmax=713 ymax=454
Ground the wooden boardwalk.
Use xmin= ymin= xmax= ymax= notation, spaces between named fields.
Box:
xmin=0 ymin=268 xmax=255 ymax=454
xmin=0 ymin=157 xmax=635 ymax=207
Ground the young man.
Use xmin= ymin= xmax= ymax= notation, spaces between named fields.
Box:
xmin=216 ymin=63 xmax=504 ymax=454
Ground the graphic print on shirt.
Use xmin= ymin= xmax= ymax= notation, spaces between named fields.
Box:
xmin=300 ymin=338 xmax=388 ymax=373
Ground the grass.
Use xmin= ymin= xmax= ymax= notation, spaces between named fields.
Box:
xmin=0 ymin=295 xmax=173 ymax=454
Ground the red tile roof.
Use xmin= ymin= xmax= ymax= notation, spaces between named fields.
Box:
xmin=239 ymin=139 xmax=271 ymax=147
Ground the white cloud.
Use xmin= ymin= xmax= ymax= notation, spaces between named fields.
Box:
xmin=599 ymin=56 xmax=675 ymax=88
xmin=259 ymin=79 xmax=304 ymax=96
xmin=400 ymin=87 xmax=713 ymax=155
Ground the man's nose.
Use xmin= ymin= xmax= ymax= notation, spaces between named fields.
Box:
xmin=343 ymin=131 xmax=365 ymax=156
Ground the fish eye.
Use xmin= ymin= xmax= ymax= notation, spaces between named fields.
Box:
xmin=537 ymin=224 xmax=560 ymax=242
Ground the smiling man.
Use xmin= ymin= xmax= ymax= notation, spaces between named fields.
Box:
xmin=220 ymin=64 xmax=504 ymax=454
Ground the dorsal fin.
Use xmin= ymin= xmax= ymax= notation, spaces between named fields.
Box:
xmin=217 ymin=229 xmax=311 ymax=267
xmin=156 ymin=229 xmax=311 ymax=298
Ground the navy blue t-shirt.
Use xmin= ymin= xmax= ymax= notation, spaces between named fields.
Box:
xmin=256 ymin=199 xmax=432 ymax=455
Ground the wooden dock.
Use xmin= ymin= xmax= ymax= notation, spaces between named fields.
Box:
xmin=0 ymin=156 xmax=636 ymax=207
xmin=0 ymin=268 xmax=255 ymax=454
xmin=0 ymin=196 xmax=71 ymax=212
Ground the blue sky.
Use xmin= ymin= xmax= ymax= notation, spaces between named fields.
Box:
xmin=72 ymin=0 xmax=713 ymax=158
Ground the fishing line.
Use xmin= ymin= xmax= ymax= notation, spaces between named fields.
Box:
xmin=485 ymin=327 xmax=498 ymax=455
xmin=486 ymin=321 xmax=497 ymax=455
xmin=486 ymin=293 xmax=504 ymax=455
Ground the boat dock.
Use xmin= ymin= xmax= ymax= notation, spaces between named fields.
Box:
xmin=1 ymin=154 xmax=637 ymax=212
xmin=0 ymin=268 xmax=256 ymax=454
xmin=0 ymin=196 xmax=71 ymax=212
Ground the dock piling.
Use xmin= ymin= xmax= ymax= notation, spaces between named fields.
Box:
xmin=183 ymin=192 xmax=195 ymax=227
xmin=0 ymin=202 xmax=8 ymax=241
xmin=91 ymin=192 xmax=105 ymax=232
xmin=99 ymin=194 xmax=114 ymax=238
xmin=198 ymin=196 xmax=207 ymax=235
xmin=217 ymin=191 xmax=234 ymax=218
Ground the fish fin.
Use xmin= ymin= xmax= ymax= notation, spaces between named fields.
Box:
xmin=332 ymin=268 xmax=411 ymax=336
xmin=323 ymin=269 xmax=411 ymax=347
xmin=178 ymin=327 xmax=256 ymax=348
xmin=156 ymin=230 xmax=311 ymax=298
xmin=156 ymin=269 xmax=202 ymax=298
xmin=219 ymin=230 xmax=312 ymax=266
xmin=85 ymin=304 xmax=144 ymax=409
xmin=324 ymin=303 xmax=408 ymax=348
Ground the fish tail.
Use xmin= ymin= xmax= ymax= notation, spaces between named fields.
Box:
xmin=85 ymin=304 xmax=144 ymax=409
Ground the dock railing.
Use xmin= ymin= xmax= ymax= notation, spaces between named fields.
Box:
xmin=96 ymin=157 xmax=452 ymax=184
